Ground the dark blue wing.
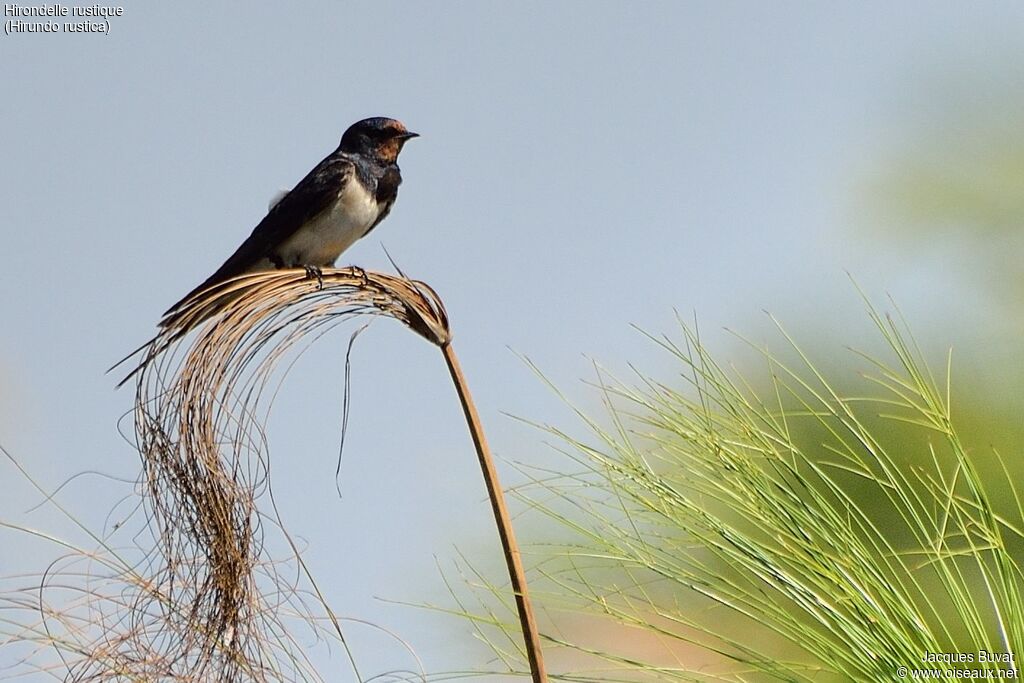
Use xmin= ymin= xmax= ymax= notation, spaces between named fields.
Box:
xmin=163 ymin=153 xmax=354 ymax=315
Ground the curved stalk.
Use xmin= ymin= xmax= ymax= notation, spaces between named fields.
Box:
xmin=441 ymin=342 xmax=548 ymax=683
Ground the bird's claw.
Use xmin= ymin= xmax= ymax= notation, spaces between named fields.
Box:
xmin=303 ymin=265 xmax=324 ymax=290
xmin=350 ymin=265 xmax=369 ymax=286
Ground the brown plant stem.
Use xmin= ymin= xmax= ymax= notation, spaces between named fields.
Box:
xmin=441 ymin=342 xmax=548 ymax=683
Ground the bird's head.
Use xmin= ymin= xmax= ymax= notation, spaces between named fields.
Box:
xmin=339 ymin=117 xmax=419 ymax=163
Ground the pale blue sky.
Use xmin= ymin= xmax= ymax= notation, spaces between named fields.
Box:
xmin=3 ymin=2 xmax=1023 ymax=678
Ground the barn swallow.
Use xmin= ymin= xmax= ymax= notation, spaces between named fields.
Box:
xmin=163 ymin=117 xmax=418 ymax=320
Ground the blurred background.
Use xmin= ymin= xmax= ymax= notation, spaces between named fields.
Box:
xmin=2 ymin=1 xmax=1023 ymax=678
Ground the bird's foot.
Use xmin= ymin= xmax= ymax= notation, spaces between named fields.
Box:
xmin=350 ymin=265 xmax=369 ymax=286
xmin=303 ymin=265 xmax=324 ymax=290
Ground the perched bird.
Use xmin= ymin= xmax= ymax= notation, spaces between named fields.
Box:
xmin=162 ymin=116 xmax=418 ymax=321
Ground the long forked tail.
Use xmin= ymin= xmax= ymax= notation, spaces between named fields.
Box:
xmin=109 ymin=273 xmax=261 ymax=388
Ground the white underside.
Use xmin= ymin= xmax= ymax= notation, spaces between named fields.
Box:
xmin=274 ymin=178 xmax=380 ymax=268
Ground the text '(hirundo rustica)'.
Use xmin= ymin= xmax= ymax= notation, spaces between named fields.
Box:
xmin=3 ymin=4 xmax=123 ymax=35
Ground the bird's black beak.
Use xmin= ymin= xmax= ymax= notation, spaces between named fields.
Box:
xmin=399 ymin=131 xmax=420 ymax=141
